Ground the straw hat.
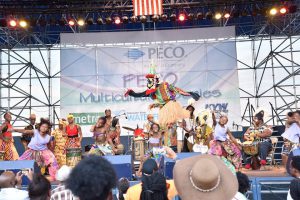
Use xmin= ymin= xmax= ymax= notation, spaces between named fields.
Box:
xmin=173 ymin=154 xmax=238 ymax=200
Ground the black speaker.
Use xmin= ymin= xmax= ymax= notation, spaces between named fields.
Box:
xmin=0 ymin=160 xmax=40 ymax=185
xmin=104 ymin=155 xmax=132 ymax=180
xmin=165 ymin=152 xmax=201 ymax=179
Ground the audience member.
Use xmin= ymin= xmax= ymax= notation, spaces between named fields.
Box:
xmin=117 ymin=177 xmax=129 ymax=200
xmin=66 ymin=155 xmax=116 ymax=200
xmin=51 ymin=165 xmax=77 ymax=200
xmin=28 ymin=174 xmax=51 ymax=200
xmin=288 ymin=156 xmax=300 ymax=200
xmin=289 ymin=179 xmax=300 ymax=200
xmin=0 ymin=171 xmax=29 ymax=200
xmin=235 ymin=172 xmax=250 ymax=200
xmin=173 ymin=154 xmax=238 ymax=200
xmin=126 ymin=159 xmax=177 ymax=200
xmin=140 ymin=172 xmax=168 ymax=200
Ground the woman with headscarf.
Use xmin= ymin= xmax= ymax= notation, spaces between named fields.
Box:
xmin=51 ymin=119 xmax=67 ymax=167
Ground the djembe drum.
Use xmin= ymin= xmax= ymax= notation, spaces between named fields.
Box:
xmin=243 ymin=141 xmax=261 ymax=170
xmin=66 ymin=148 xmax=82 ymax=167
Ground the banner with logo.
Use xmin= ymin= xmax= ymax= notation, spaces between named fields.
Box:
xmin=60 ymin=27 xmax=241 ymax=136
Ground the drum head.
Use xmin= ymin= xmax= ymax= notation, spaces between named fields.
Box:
xmin=286 ymin=148 xmax=300 ymax=175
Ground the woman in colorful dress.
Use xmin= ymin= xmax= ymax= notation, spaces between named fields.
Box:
xmin=209 ymin=113 xmax=242 ymax=169
xmin=89 ymin=117 xmax=115 ymax=155
xmin=51 ymin=119 xmax=67 ymax=167
xmin=13 ymin=118 xmax=59 ymax=180
xmin=64 ymin=114 xmax=82 ymax=149
xmin=0 ymin=112 xmax=19 ymax=160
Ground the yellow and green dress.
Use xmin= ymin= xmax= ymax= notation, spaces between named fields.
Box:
xmin=51 ymin=128 xmax=67 ymax=166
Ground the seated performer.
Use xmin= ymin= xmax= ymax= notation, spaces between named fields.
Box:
xmin=0 ymin=112 xmax=19 ymax=160
xmin=51 ymin=119 xmax=67 ymax=167
xmin=105 ymin=109 xmax=123 ymax=154
xmin=13 ymin=118 xmax=59 ymax=179
xmin=143 ymin=114 xmax=158 ymax=137
xmin=209 ymin=113 xmax=242 ymax=169
xmin=243 ymin=110 xmax=273 ymax=169
xmin=125 ymin=64 xmax=200 ymax=126
xmin=64 ymin=114 xmax=82 ymax=149
xmin=89 ymin=117 xmax=115 ymax=155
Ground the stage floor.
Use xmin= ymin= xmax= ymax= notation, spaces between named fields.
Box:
xmin=241 ymin=165 xmax=289 ymax=177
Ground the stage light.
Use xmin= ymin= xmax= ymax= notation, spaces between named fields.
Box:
xmin=114 ymin=16 xmax=121 ymax=24
xmin=224 ymin=12 xmax=230 ymax=19
xmin=178 ymin=13 xmax=185 ymax=22
xmin=170 ymin=13 xmax=177 ymax=21
xmin=105 ymin=17 xmax=112 ymax=24
xmin=122 ymin=16 xmax=129 ymax=24
xmin=68 ymin=19 xmax=75 ymax=26
xmin=9 ymin=19 xmax=17 ymax=27
xmin=152 ymin=15 xmax=159 ymax=22
xmin=77 ymin=19 xmax=85 ymax=26
xmin=205 ymin=11 xmax=213 ymax=20
xmin=214 ymin=12 xmax=222 ymax=20
xmin=140 ymin=15 xmax=147 ymax=23
xmin=188 ymin=13 xmax=195 ymax=20
xmin=197 ymin=12 xmax=204 ymax=20
xmin=130 ymin=16 xmax=138 ymax=23
xmin=269 ymin=8 xmax=278 ymax=16
xmin=161 ymin=14 xmax=168 ymax=21
xmin=96 ymin=17 xmax=103 ymax=25
xmin=280 ymin=7 xmax=287 ymax=14
xmin=86 ymin=17 xmax=94 ymax=25
xmin=19 ymin=19 xmax=28 ymax=28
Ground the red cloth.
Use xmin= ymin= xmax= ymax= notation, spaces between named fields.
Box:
xmin=66 ymin=125 xmax=78 ymax=137
xmin=2 ymin=123 xmax=12 ymax=138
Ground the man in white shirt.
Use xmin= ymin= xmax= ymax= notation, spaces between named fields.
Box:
xmin=0 ymin=171 xmax=29 ymax=200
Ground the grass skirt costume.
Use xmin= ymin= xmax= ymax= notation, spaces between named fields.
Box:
xmin=0 ymin=123 xmax=19 ymax=160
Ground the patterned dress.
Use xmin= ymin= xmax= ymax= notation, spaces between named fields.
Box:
xmin=19 ymin=129 xmax=59 ymax=179
xmin=0 ymin=122 xmax=19 ymax=160
xmin=51 ymin=128 xmax=67 ymax=167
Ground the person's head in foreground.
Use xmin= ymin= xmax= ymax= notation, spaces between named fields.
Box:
xmin=141 ymin=159 xmax=167 ymax=200
xmin=66 ymin=155 xmax=117 ymax=200
xmin=291 ymin=156 xmax=300 ymax=178
xmin=118 ymin=177 xmax=129 ymax=200
xmin=236 ymin=172 xmax=250 ymax=195
xmin=0 ymin=171 xmax=18 ymax=188
xmin=290 ymin=179 xmax=300 ymax=200
xmin=173 ymin=154 xmax=238 ymax=200
xmin=28 ymin=174 xmax=51 ymax=200
xmin=56 ymin=165 xmax=72 ymax=184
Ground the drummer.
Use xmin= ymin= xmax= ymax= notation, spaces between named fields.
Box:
xmin=143 ymin=114 xmax=158 ymax=138
xmin=243 ymin=111 xmax=273 ymax=169
xmin=89 ymin=117 xmax=115 ymax=156
xmin=208 ymin=112 xmax=242 ymax=169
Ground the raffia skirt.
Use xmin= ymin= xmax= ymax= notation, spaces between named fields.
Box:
xmin=158 ymin=101 xmax=190 ymax=125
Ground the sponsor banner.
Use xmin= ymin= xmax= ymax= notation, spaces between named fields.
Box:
xmin=61 ymin=27 xmax=241 ymax=136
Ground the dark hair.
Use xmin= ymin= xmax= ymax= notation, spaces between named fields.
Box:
xmin=66 ymin=155 xmax=117 ymax=200
xmin=255 ymin=111 xmax=264 ymax=122
xmin=236 ymin=172 xmax=250 ymax=194
xmin=118 ymin=178 xmax=129 ymax=200
xmin=38 ymin=118 xmax=52 ymax=133
xmin=28 ymin=174 xmax=51 ymax=200
xmin=290 ymin=179 xmax=300 ymax=200
xmin=105 ymin=109 xmax=111 ymax=114
xmin=140 ymin=172 xmax=168 ymax=200
xmin=98 ymin=116 xmax=107 ymax=125
xmin=287 ymin=112 xmax=294 ymax=117
xmin=292 ymin=156 xmax=300 ymax=171
xmin=150 ymin=123 xmax=160 ymax=132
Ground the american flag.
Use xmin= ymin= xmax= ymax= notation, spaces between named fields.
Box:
xmin=133 ymin=0 xmax=163 ymax=16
